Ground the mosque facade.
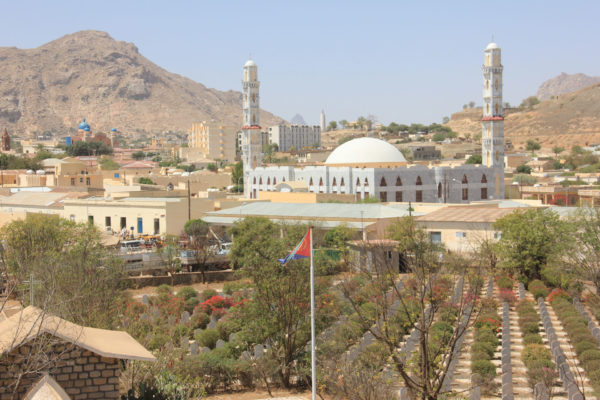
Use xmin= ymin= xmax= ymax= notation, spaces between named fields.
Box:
xmin=242 ymin=42 xmax=505 ymax=203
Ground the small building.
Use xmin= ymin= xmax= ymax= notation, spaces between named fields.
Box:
xmin=411 ymin=145 xmax=441 ymax=160
xmin=0 ymin=306 xmax=154 ymax=399
xmin=518 ymin=185 xmax=579 ymax=206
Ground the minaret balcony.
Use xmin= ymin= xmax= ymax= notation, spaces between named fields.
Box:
xmin=481 ymin=116 xmax=504 ymax=121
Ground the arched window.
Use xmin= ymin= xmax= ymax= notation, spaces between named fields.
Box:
xmin=259 ymin=177 xmax=262 ymax=185
xmin=380 ymin=177 xmax=387 ymax=186
xmin=356 ymin=178 xmax=361 ymax=186
xmin=282 ymin=177 xmax=285 ymax=182
xmin=309 ymin=177 xmax=313 ymax=186
xmin=486 ymin=80 xmax=489 ymax=90
xmin=438 ymin=183 xmax=442 ymax=198
xmin=462 ymin=174 xmax=468 ymax=184
xmin=486 ymin=104 xmax=489 ymax=114
xmin=273 ymin=177 xmax=277 ymax=185
xmin=253 ymin=177 xmax=256 ymax=184
xmin=495 ymin=103 xmax=499 ymax=115
xmin=416 ymin=176 xmax=422 ymax=185
xmin=267 ymin=177 xmax=270 ymax=185
xmin=495 ymin=79 xmax=498 ymax=90
xmin=462 ymin=175 xmax=468 ymax=201
xmin=396 ymin=176 xmax=402 ymax=186
xmin=364 ymin=178 xmax=369 ymax=187
xmin=481 ymin=174 xmax=487 ymax=183
xmin=332 ymin=177 xmax=337 ymax=186
xmin=341 ymin=178 xmax=345 ymax=187
xmin=319 ymin=178 xmax=323 ymax=186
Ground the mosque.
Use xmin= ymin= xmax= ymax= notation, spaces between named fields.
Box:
xmin=241 ymin=41 xmax=505 ymax=203
xmin=70 ymin=118 xmax=118 ymax=148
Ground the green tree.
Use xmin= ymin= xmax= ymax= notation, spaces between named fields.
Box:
xmin=494 ymin=209 xmax=571 ymax=281
xmin=184 ymin=219 xmax=213 ymax=280
xmin=516 ymin=164 xmax=532 ymax=174
xmin=231 ymin=161 xmax=243 ymax=192
xmin=132 ymin=151 xmax=145 ymax=160
xmin=526 ymin=140 xmax=541 ymax=156
xmin=230 ymin=218 xmax=324 ymax=387
xmin=520 ymin=96 xmax=540 ymax=109
xmin=206 ymin=163 xmax=218 ymax=172
xmin=512 ymin=174 xmax=537 ymax=185
xmin=157 ymin=235 xmax=181 ymax=284
xmin=0 ymin=214 xmax=125 ymax=328
xmin=442 ymin=116 xmax=450 ymax=124
xmin=552 ymin=146 xmax=565 ymax=158
xmin=327 ymin=121 xmax=337 ymax=131
xmin=468 ymin=101 xmax=475 ymax=108
xmin=568 ymin=208 xmax=600 ymax=294
xmin=138 ymin=177 xmax=155 ymax=185
xmin=338 ymin=120 xmax=348 ymax=129
xmin=65 ymin=141 xmax=113 ymax=156
xmin=432 ymin=133 xmax=446 ymax=142
xmin=100 ymin=158 xmax=120 ymax=170
xmin=465 ymin=154 xmax=482 ymax=164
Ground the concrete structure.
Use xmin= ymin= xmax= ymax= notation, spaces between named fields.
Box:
xmin=320 ymin=110 xmax=326 ymax=133
xmin=243 ymin=42 xmax=505 ymax=203
xmin=411 ymin=145 xmax=441 ymax=160
xmin=267 ymin=124 xmax=321 ymax=152
xmin=0 ymin=306 xmax=154 ymax=399
xmin=188 ymin=121 xmax=237 ymax=162
xmin=55 ymin=158 xmax=103 ymax=190
xmin=481 ymin=41 xmax=505 ymax=198
xmin=518 ymin=185 xmax=579 ymax=206
xmin=241 ymin=59 xmax=262 ymax=198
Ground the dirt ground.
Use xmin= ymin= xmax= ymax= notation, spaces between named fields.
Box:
xmin=204 ymin=389 xmax=315 ymax=400
xmin=126 ymin=280 xmax=232 ymax=299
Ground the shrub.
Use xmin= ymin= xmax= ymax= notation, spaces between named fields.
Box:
xmin=184 ymin=297 xmax=200 ymax=313
xmin=522 ymin=344 xmax=552 ymax=366
xmin=201 ymin=289 xmax=218 ymax=301
xmin=575 ymin=340 xmax=597 ymax=356
xmin=471 ymin=350 xmax=491 ymax=363
xmin=547 ymin=288 xmax=572 ymax=303
xmin=579 ymin=349 xmax=600 ymax=363
xmin=499 ymin=289 xmax=517 ymax=305
xmin=471 ymin=342 xmax=495 ymax=358
xmin=190 ymin=312 xmax=210 ymax=330
xmin=196 ymin=328 xmax=220 ymax=349
xmin=529 ymin=280 xmax=549 ymax=299
xmin=522 ymin=322 xmax=540 ymax=334
xmin=523 ymin=333 xmax=543 ymax=345
xmin=177 ymin=286 xmax=198 ymax=301
xmin=147 ymin=333 xmax=169 ymax=350
xmin=475 ymin=329 xmax=499 ymax=347
xmin=216 ymin=320 xmax=236 ymax=342
xmin=496 ymin=275 xmax=513 ymax=290
xmin=157 ymin=284 xmax=172 ymax=296
xmin=526 ymin=359 xmax=556 ymax=389
xmin=471 ymin=359 xmax=496 ymax=379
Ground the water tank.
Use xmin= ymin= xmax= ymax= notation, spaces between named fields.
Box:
xmin=26 ymin=170 xmax=34 ymax=175
xmin=35 ymin=170 xmax=45 ymax=175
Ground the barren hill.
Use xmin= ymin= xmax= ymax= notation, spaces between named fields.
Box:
xmin=536 ymin=72 xmax=600 ymax=101
xmin=0 ymin=30 xmax=284 ymax=137
xmin=446 ymin=83 xmax=600 ymax=151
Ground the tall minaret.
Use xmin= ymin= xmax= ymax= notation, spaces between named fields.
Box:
xmin=481 ymin=41 xmax=505 ymax=199
xmin=241 ymin=59 xmax=262 ymax=198
xmin=320 ymin=110 xmax=326 ymax=132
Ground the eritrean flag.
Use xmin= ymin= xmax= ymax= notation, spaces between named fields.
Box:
xmin=279 ymin=227 xmax=311 ymax=265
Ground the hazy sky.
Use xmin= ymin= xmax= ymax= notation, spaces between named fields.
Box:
xmin=1 ymin=1 xmax=598 ymax=125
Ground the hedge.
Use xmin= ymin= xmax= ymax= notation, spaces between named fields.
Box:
xmin=471 ymin=298 xmax=499 ymax=392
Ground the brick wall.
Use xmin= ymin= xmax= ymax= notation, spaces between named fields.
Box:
xmin=0 ymin=338 xmax=121 ymax=400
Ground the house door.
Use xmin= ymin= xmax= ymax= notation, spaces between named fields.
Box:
xmin=137 ymin=218 xmax=143 ymax=234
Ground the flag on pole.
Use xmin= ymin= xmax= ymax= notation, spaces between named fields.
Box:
xmin=278 ymin=228 xmax=311 ymax=265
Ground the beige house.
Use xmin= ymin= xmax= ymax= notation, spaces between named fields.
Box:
xmin=54 ymin=158 xmax=103 ymax=190
xmin=62 ymin=196 xmax=218 ymax=236
xmin=415 ymin=206 xmax=518 ymax=252
xmin=188 ymin=121 xmax=236 ymax=163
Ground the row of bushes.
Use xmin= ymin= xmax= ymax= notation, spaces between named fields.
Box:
xmin=471 ymin=298 xmax=500 ymax=393
xmin=528 ymin=280 xmax=549 ymax=300
xmin=550 ymin=291 xmax=600 ymax=392
xmin=516 ymin=300 xmax=556 ymax=389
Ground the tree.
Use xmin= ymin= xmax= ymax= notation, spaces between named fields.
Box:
xmin=339 ymin=217 xmax=481 ymax=399
xmin=339 ymin=120 xmax=348 ymax=129
xmin=512 ymin=174 xmax=537 ymax=185
xmin=552 ymin=146 xmax=565 ymax=158
xmin=100 ymin=158 xmax=120 ymax=170
xmin=468 ymin=101 xmax=475 ymax=108
xmin=65 ymin=141 xmax=113 ymax=156
xmin=132 ymin=151 xmax=145 ymax=160
xmin=493 ymin=209 xmax=571 ymax=281
xmin=462 ymin=104 xmax=468 ymax=110
xmin=157 ymin=235 xmax=181 ymax=285
xmin=206 ymin=163 xmax=218 ymax=172
xmin=230 ymin=218 xmax=325 ymax=388
xmin=338 ymin=136 xmax=353 ymax=146
xmin=526 ymin=140 xmax=541 ymax=156
xmin=465 ymin=154 xmax=482 ymax=164
xmin=231 ymin=161 xmax=243 ymax=192
xmin=432 ymin=133 xmax=446 ymax=142
xmin=520 ymin=96 xmax=540 ymax=109
xmin=184 ymin=219 xmax=213 ymax=280
xmin=138 ymin=177 xmax=155 ymax=185
xmin=567 ymin=208 xmax=600 ymax=295
xmin=327 ymin=121 xmax=337 ymax=131
xmin=442 ymin=116 xmax=450 ymax=124
xmin=516 ymin=164 xmax=532 ymax=174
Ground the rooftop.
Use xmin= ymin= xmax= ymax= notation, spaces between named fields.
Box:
xmin=415 ymin=206 xmax=518 ymax=223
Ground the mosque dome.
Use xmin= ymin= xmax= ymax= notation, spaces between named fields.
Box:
xmin=78 ymin=118 xmax=90 ymax=130
xmin=325 ymin=137 xmax=406 ymax=165
xmin=83 ymin=126 xmax=90 ymax=132
xmin=485 ymin=42 xmax=499 ymax=50
xmin=244 ymin=59 xmax=256 ymax=67
xmin=111 ymin=128 xmax=117 ymax=132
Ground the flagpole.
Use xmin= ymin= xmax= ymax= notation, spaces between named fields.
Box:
xmin=309 ymin=227 xmax=316 ymax=400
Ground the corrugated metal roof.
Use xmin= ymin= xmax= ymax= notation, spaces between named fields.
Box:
xmin=416 ymin=206 xmax=518 ymax=223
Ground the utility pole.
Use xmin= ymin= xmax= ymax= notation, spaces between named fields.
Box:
xmin=187 ymin=179 xmax=191 ymax=221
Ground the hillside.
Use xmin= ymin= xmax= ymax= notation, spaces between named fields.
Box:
xmin=0 ymin=31 xmax=284 ymax=137
xmin=446 ymin=83 xmax=600 ymax=150
xmin=537 ymin=72 xmax=600 ymax=101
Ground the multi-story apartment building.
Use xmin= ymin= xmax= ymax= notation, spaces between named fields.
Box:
xmin=188 ymin=121 xmax=236 ymax=162
xmin=268 ymin=124 xmax=321 ymax=152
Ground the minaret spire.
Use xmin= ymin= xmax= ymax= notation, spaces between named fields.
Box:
xmin=241 ymin=58 xmax=262 ymax=198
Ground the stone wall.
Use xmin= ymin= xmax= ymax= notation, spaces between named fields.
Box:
xmin=0 ymin=339 xmax=121 ymax=400
xmin=126 ymin=269 xmax=235 ymax=288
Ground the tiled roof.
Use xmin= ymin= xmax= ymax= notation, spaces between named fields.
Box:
xmin=416 ymin=206 xmax=518 ymax=223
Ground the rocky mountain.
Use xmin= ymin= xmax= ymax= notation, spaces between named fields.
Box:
xmin=536 ymin=72 xmax=600 ymax=101
xmin=446 ymin=82 xmax=600 ymax=150
xmin=0 ymin=30 xmax=285 ymax=137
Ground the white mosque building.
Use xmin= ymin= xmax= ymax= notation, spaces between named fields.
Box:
xmin=241 ymin=41 xmax=505 ymax=203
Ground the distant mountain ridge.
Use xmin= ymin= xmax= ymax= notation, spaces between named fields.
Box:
xmin=0 ymin=30 xmax=285 ymax=137
xmin=536 ymin=72 xmax=600 ymax=100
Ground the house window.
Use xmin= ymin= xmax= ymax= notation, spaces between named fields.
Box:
xmin=340 ymin=178 xmax=345 ymax=187
xmin=88 ymin=216 xmax=94 ymax=225
xmin=462 ymin=187 xmax=468 ymax=201
xmin=154 ymin=218 xmax=160 ymax=234
xmin=105 ymin=216 xmax=111 ymax=228
xmin=267 ymin=177 xmax=270 ymax=185
xmin=494 ymin=232 xmax=502 ymax=240
xmin=438 ymin=183 xmax=442 ymax=199
xmin=396 ymin=177 xmax=402 ymax=186
xmin=380 ymin=191 xmax=387 ymax=202
xmin=396 ymin=191 xmax=403 ymax=202
xmin=310 ymin=177 xmax=314 ymax=186
xmin=456 ymin=232 xmax=467 ymax=238
xmin=253 ymin=177 xmax=256 ymax=184
xmin=356 ymin=178 xmax=361 ymax=186
xmin=259 ymin=177 xmax=262 ymax=185
xmin=273 ymin=177 xmax=277 ymax=185
xmin=380 ymin=177 xmax=387 ymax=186
xmin=70 ymin=178 xmax=75 ymax=186
xmin=70 ymin=215 xmax=75 ymax=221
xmin=319 ymin=177 xmax=323 ymax=186
xmin=137 ymin=218 xmax=143 ymax=234
xmin=120 ymin=217 xmax=127 ymax=229
xmin=481 ymin=174 xmax=487 ymax=183
xmin=86 ymin=177 xmax=90 ymax=186
xmin=416 ymin=190 xmax=423 ymax=202
xmin=79 ymin=177 xmax=83 ymax=183
xmin=332 ymin=177 xmax=337 ymax=186
xmin=430 ymin=232 xmax=442 ymax=244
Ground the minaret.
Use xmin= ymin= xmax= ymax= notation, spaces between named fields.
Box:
xmin=241 ymin=59 xmax=262 ymax=198
xmin=1 ymin=128 xmax=10 ymax=151
xmin=320 ymin=110 xmax=326 ymax=132
xmin=481 ymin=41 xmax=505 ymax=199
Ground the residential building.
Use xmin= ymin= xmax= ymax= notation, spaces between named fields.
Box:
xmin=188 ymin=121 xmax=237 ymax=162
xmin=55 ymin=157 xmax=104 ymax=190
xmin=411 ymin=145 xmax=441 ymax=160
xmin=268 ymin=124 xmax=321 ymax=152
